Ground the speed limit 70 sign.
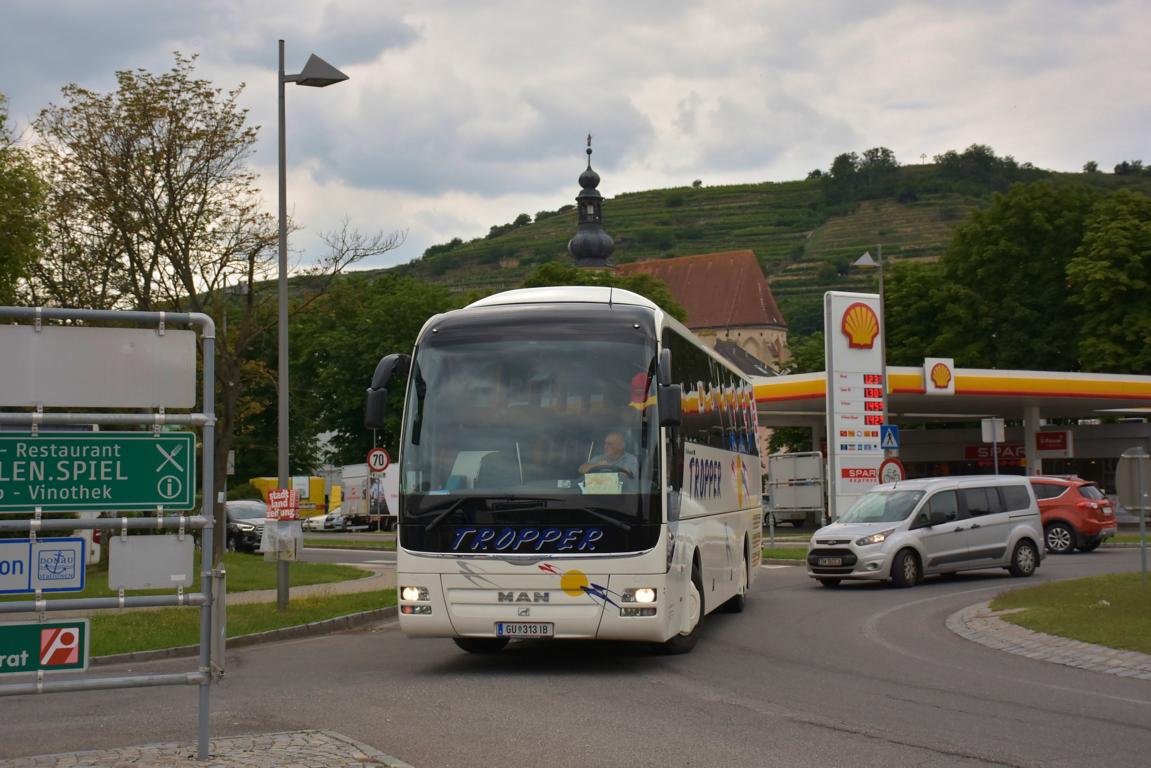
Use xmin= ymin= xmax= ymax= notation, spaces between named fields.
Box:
xmin=367 ymin=447 xmax=390 ymax=473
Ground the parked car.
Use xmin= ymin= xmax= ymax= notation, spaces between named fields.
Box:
xmin=806 ymin=475 xmax=1044 ymax=588
xmin=303 ymin=506 xmax=347 ymax=532
xmin=302 ymin=514 xmax=328 ymax=532
xmin=1028 ymin=476 xmax=1117 ymax=554
xmin=225 ymin=500 xmax=273 ymax=553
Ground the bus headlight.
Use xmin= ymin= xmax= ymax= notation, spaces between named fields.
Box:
xmin=622 ymin=588 xmax=657 ymax=603
xmin=401 ymin=586 xmax=429 ymax=602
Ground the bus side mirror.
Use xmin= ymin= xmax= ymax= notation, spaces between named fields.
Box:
xmin=658 ymin=384 xmax=682 ymax=427
xmin=658 ymin=348 xmax=672 ymax=387
xmin=364 ymin=353 xmax=411 ymax=429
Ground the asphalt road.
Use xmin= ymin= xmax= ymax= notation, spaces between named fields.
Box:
xmin=298 ymin=546 xmax=396 ymax=565
xmin=2 ymin=549 xmax=1149 ymax=767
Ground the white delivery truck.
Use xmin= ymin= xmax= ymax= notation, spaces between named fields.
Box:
xmin=341 ymin=463 xmax=400 ymax=531
xmin=765 ymin=451 xmax=825 ymax=528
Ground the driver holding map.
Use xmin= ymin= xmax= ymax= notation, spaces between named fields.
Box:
xmin=579 ymin=431 xmax=638 ymax=486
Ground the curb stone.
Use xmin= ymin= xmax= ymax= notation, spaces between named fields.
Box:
xmin=947 ymin=601 xmax=1151 ymax=680
xmin=0 ymin=729 xmax=414 ymax=768
xmin=93 ymin=606 xmax=397 ymax=667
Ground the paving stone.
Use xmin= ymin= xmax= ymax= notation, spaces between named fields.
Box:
xmin=949 ymin=600 xmax=1151 ymax=681
xmin=0 ymin=731 xmax=413 ymax=768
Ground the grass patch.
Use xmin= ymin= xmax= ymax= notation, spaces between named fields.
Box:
xmin=990 ymin=573 xmax=1151 ymax=655
xmin=90 ymin=590 xmax=397 ymax=657
xmin=0 ymin=553 xmax=368 ymax=602
xmin=1111 ymin=533 xmax=1149 ymax=545
xmin=303 ymin=537 xmax=396 ymax=551
xmin=762 ymin=547 xmax=807 ymax=560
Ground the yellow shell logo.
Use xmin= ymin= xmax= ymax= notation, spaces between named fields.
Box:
xmin=841 ymin=302 xmax=880 ymax=349
xmin=930 ymin=362 xmax=952 ymax=389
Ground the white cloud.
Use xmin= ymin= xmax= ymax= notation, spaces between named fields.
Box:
xmin=3 ymin=0 xmax=1149 ymax=267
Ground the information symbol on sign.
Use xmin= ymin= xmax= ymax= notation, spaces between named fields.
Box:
xmin=367 ymin=448 xmax=390 ymax=473
xmin=880 ymin=425 xmax=899 ymax=450
xmin=157 ymin=475 xmax=183 ymax=500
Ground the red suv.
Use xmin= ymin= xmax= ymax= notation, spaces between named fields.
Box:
xmin=1028 ymin=476 xmax=1117 ymax=554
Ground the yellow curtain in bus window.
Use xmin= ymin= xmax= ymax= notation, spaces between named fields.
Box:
xmin=582 ymin=473 xmax=622 ymax=494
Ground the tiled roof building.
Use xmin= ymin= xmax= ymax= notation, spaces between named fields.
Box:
xmin=616 ymin=250 xmax=789 ymax=372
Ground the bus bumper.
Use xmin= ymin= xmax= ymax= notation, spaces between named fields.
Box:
xmin=397 ymin=572 xmax=672 ymax=643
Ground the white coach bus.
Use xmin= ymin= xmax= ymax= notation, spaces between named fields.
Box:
xmin=364 ymin=286 xmax=762 ymax=653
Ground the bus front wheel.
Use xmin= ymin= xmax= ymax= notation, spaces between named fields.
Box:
xmin=453 ymin=637 xmax=509 ymax=654
xmin=658 ymin=564 xmax=703 ymax=655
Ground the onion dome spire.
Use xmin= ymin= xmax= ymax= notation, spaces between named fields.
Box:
xmin=568 ymin=134 xmax=615 ymax=269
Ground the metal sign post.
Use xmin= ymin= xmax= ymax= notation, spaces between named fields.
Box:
xmin=1117 ymin=447 xmax=1149 ymax=584
xmin=0 ymin=306 xmax=218 ymax=761
xmin=982 ymin=418 xmax=1005 ymax=475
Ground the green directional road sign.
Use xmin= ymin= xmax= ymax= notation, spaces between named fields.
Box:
xmin=0 ymin=432 xmax=196 ymax=512
xmin=0 ymin=619 xmax=89 ymax=675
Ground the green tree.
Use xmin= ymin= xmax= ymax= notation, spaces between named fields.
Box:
xmin=884 ymin=261 xmax=948 ymax=365
xmin=1082 ymin=160 xmax=1099 ymax=174
xmin=520 ymin=262 xmax=686 ymax=321
xmin=857 ymin=146 xmax=899 ymax=197
xmin=293 ymin=274 xmax=459 ymax=466
xmin=27 ymin=55 xmax=401 ymax=523
xmin=0 ymin=95 xmax=44 ymax=303
xmin=933 ymin=181 xmax=1101 ymax=369
xmin=1067 ymin=190 xmax=1151 ymax=373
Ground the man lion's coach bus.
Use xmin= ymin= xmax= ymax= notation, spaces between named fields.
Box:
xmin=364 ymin=287 xmax=762 ymax=653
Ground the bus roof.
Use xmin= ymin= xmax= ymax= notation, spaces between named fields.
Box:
xmin=466 ymin=286 xmax=659 ymax=311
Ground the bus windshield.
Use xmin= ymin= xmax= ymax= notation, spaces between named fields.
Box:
xmin=398 ymin=310 xmax=661 ymax=555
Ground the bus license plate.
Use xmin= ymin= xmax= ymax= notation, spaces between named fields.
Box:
xmin=496 ymin=622 xmax=554 ymax=638
xmin=818 ymin=557 xmax=843 ymax=567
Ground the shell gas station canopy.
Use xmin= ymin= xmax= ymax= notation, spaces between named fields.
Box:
xmin=752 ymin=366 xmax=1151 ymax=426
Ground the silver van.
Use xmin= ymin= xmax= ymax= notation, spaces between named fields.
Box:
xmin=807 ymin=475 xmax=1044 ymax=587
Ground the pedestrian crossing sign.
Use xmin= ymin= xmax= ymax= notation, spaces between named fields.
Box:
xmin=880 ymin=425 xmax=899 ymax=450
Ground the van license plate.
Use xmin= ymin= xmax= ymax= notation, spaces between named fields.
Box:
xmin=496 ymin=622 xmax=554 ymax=638
xmin=818 ymin=557 xmax=843 ymax=566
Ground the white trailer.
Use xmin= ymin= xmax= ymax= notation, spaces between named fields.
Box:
xmin=765 ymin=451 xmax=825 ymax=528
xmin=341 ymin=463 xmax=400 ymax=530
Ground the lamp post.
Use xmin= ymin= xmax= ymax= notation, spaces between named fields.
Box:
xmin=854 ymin=246 xmax=889 ymax=427
xmin=277 ymin=40 xmax=348 ymax=610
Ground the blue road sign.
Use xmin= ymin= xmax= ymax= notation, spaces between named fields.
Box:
xmin=880 ymin=425 xmax=900 ymax=451
xmin=0 ymin=538 xmax=86 ymax=594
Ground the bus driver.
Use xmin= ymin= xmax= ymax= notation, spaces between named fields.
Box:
xmin=578 ymin=431 xmax=638 ymax=481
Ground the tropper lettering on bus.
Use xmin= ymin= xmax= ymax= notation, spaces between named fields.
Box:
xmin=450 ymin=526 xmax=605 ymax=553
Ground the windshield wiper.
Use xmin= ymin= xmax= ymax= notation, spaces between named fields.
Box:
xmin=548 ymin=504 xmax=632 ymax=531
xmin=420 ymin=497 xmax=469 ymax=532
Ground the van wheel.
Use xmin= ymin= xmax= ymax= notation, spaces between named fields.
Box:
xmin=891 ymin=549 xmax=920 ymax=588
xmin=658 ymin=564 xmax=703 ymax=654
xmin=719 ymin=544 xmax=748 ymax=613
xmin=1008 ymin=541 xmax=1039 ymax=577
xmin=1044 ymin=523 xmax=1076 ymax=554
xmin=453 ymin=638 xmax=509 ymax=654
xmin=817 ymin=578 xmax=841 ymax=588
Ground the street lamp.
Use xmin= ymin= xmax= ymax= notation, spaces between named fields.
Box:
xmin=277 ymin=40 xmax=348 ymax=610
xmin=854 ymin=246 xmax=889 ymax=427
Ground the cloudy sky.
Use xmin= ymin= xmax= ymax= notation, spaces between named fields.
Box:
xmin=2 ymin=0 xmax=1148 ymax=270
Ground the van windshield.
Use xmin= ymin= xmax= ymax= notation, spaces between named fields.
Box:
xmin=839 ymin=490 xmax=924 ymax=524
